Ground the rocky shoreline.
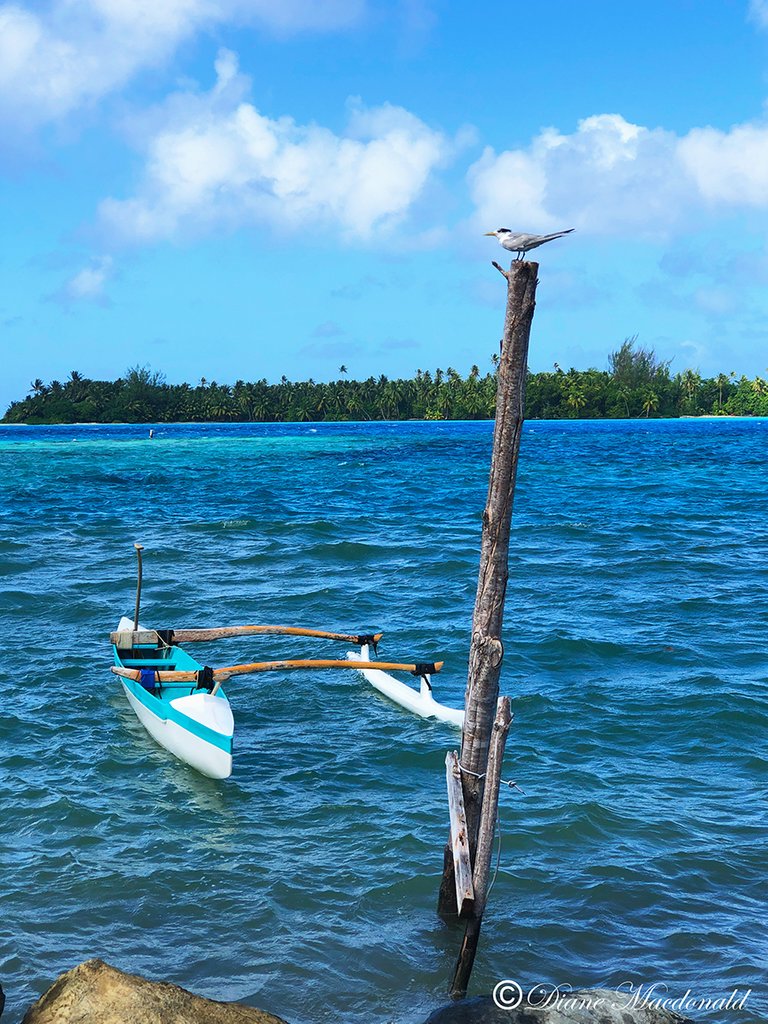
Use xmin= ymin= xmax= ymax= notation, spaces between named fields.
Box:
xmin=1 ymin=960 xmax=699 ymax=1024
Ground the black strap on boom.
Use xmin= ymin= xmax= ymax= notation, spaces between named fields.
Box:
xmin=411 ymin=663 xmax=436 ymax=691
xmin=358 ymin=634 xmax=380 ymax=655
xmin=411 ymin=662 xmax=437 ymax=676
xmin=195 ymin=666 xmax=215 ymax=692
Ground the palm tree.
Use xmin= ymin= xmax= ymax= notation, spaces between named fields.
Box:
xmin=715 ymin=373 xmax=729 ymax=412
xmin=338 ymin=365 xmax=348 ymax=376
xmin=642 ymin=391 xmax=659 ymax=417
xmin=66 ymin=370 xmax=86 ymax=402
xmin=681 ymin=369 xmax=700 ymax=410
xmin=617 ymin=386 xmax=632 ymax=417
xmin=315 ymin=385 xmax=331 ymax=419
xmin=566 ymin=386 xmax=587 ymax=417
xmin=462 ymin=379 xmax=484 ymax=418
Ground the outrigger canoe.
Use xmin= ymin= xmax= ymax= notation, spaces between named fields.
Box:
xmin=110 ymin=545 xmax=462 ymax=778
xmin=112 ymin=616 xmax=235 ymax=779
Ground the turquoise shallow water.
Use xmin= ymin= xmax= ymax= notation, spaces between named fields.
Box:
xmin=0 ymin=419 xmax=765 ymax=1023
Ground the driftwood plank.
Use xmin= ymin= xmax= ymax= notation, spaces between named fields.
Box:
xmin=445 ymin=751 xmax=475 ymax=918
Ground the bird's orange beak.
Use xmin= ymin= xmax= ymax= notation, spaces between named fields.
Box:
xmin=483 ymin=231 xmax=496 ymax=236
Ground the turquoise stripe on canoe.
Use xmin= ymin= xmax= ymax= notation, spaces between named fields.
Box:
xmin=120 ymin=678 xmax=233 ymax=753
xmin=112 ymin=646 xmax=232 ymax=754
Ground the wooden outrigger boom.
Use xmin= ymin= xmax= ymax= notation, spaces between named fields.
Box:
xmin=112 ymin=658 xmax=443 ymax=685
xmin=110 ymin=626 xmax=385 ymax=647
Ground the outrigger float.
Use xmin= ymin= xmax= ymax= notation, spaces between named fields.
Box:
xmin=110 ymin=545 xmax=464 ymax=779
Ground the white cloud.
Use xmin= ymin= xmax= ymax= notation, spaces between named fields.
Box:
xmin=749 ymin=0 xmax=768 ymax=28
xmin=468 ymin=111 xmax=768 ymax=238
xmin=0 ymin=0 xmax=365 ymax=129
xmin=98 ymin=52 xmax=449 ymax=243
xmin=678 ymin=123 xmax=768 ymax=205
xmin=64 ymin=255 xmax=113 ymax=301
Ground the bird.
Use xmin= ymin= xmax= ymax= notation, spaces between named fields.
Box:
xmin=484 ymin=227 xmax=574 ymax=260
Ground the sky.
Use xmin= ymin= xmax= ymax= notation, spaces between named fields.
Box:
xmin=2 ymin=0 xmax=768 ymax=410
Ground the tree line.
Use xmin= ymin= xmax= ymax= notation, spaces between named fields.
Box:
xmin=4 ymin=339 xmax=768 ymax=424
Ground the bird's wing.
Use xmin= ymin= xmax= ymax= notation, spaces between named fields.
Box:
xmin=502 ymin=233 xmax=535 ymax=249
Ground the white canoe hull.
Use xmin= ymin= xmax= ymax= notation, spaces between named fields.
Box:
xmin=347 ymin=645 xmax=464 ymax=727
xmin=116 ymin=616 xmax=234 ymax=779
xmin=122 ymin=684 xmax=234 ymax=779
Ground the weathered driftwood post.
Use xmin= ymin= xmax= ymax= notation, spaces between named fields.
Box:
xmin=445 ymin=751 xmax=475 ymax=918
xmin=437 ymin=258 xmax=538 ymax=984
xmin=451 ymin=696 xmax=512 ymax=996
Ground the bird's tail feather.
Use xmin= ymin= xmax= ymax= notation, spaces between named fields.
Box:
xmin=541 ymin=229 xmax=575 ymax=242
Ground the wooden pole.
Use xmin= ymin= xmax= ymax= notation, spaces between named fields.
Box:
xmin=450 ymin=696 xmax=512 ymax=997
xmin=472 ymin=697 xmax=513 ymax=916
xmin=133 ymin=543 xmax=144 ymax=631
xmin=438 ymin=259 xmax=537 ymax=917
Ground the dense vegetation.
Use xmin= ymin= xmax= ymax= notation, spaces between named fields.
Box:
xmin=5 ymin=339 xmax=768 ymax=423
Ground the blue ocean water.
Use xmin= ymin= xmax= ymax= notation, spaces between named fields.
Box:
xmin=0 ymin=419 xmax=765 ymax=1024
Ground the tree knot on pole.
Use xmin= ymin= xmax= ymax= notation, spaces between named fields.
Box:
xmin=471 ymin=633 xmax=504 ymax=667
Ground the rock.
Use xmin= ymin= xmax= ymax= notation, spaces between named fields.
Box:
xmin=424 ymin=990 xmax=695 ymax=1024
xmin=22 ymin=959 xmax=288 ymax=1024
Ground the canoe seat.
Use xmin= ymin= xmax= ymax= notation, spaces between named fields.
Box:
xmin=118 ymin=647 xmax=171 ymax=661
xmin=120 ymin=660 xmax=177 ymax=670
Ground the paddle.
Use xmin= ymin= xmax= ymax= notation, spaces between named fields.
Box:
xmin=112 ymin=657 xmax=443 ymax=686
xmin=110 ymin=626 xmax=384 ymax=647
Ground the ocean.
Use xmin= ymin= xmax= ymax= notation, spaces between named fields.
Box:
xmin=0 ymin=419 xmax=765 ymax=1023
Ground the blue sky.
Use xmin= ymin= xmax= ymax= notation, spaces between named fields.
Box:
xmin=2 ymin=0 xmax=768 ymax=410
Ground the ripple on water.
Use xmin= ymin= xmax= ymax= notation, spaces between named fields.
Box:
xmin=0 ymin=419 xmax=765 ymax=1024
